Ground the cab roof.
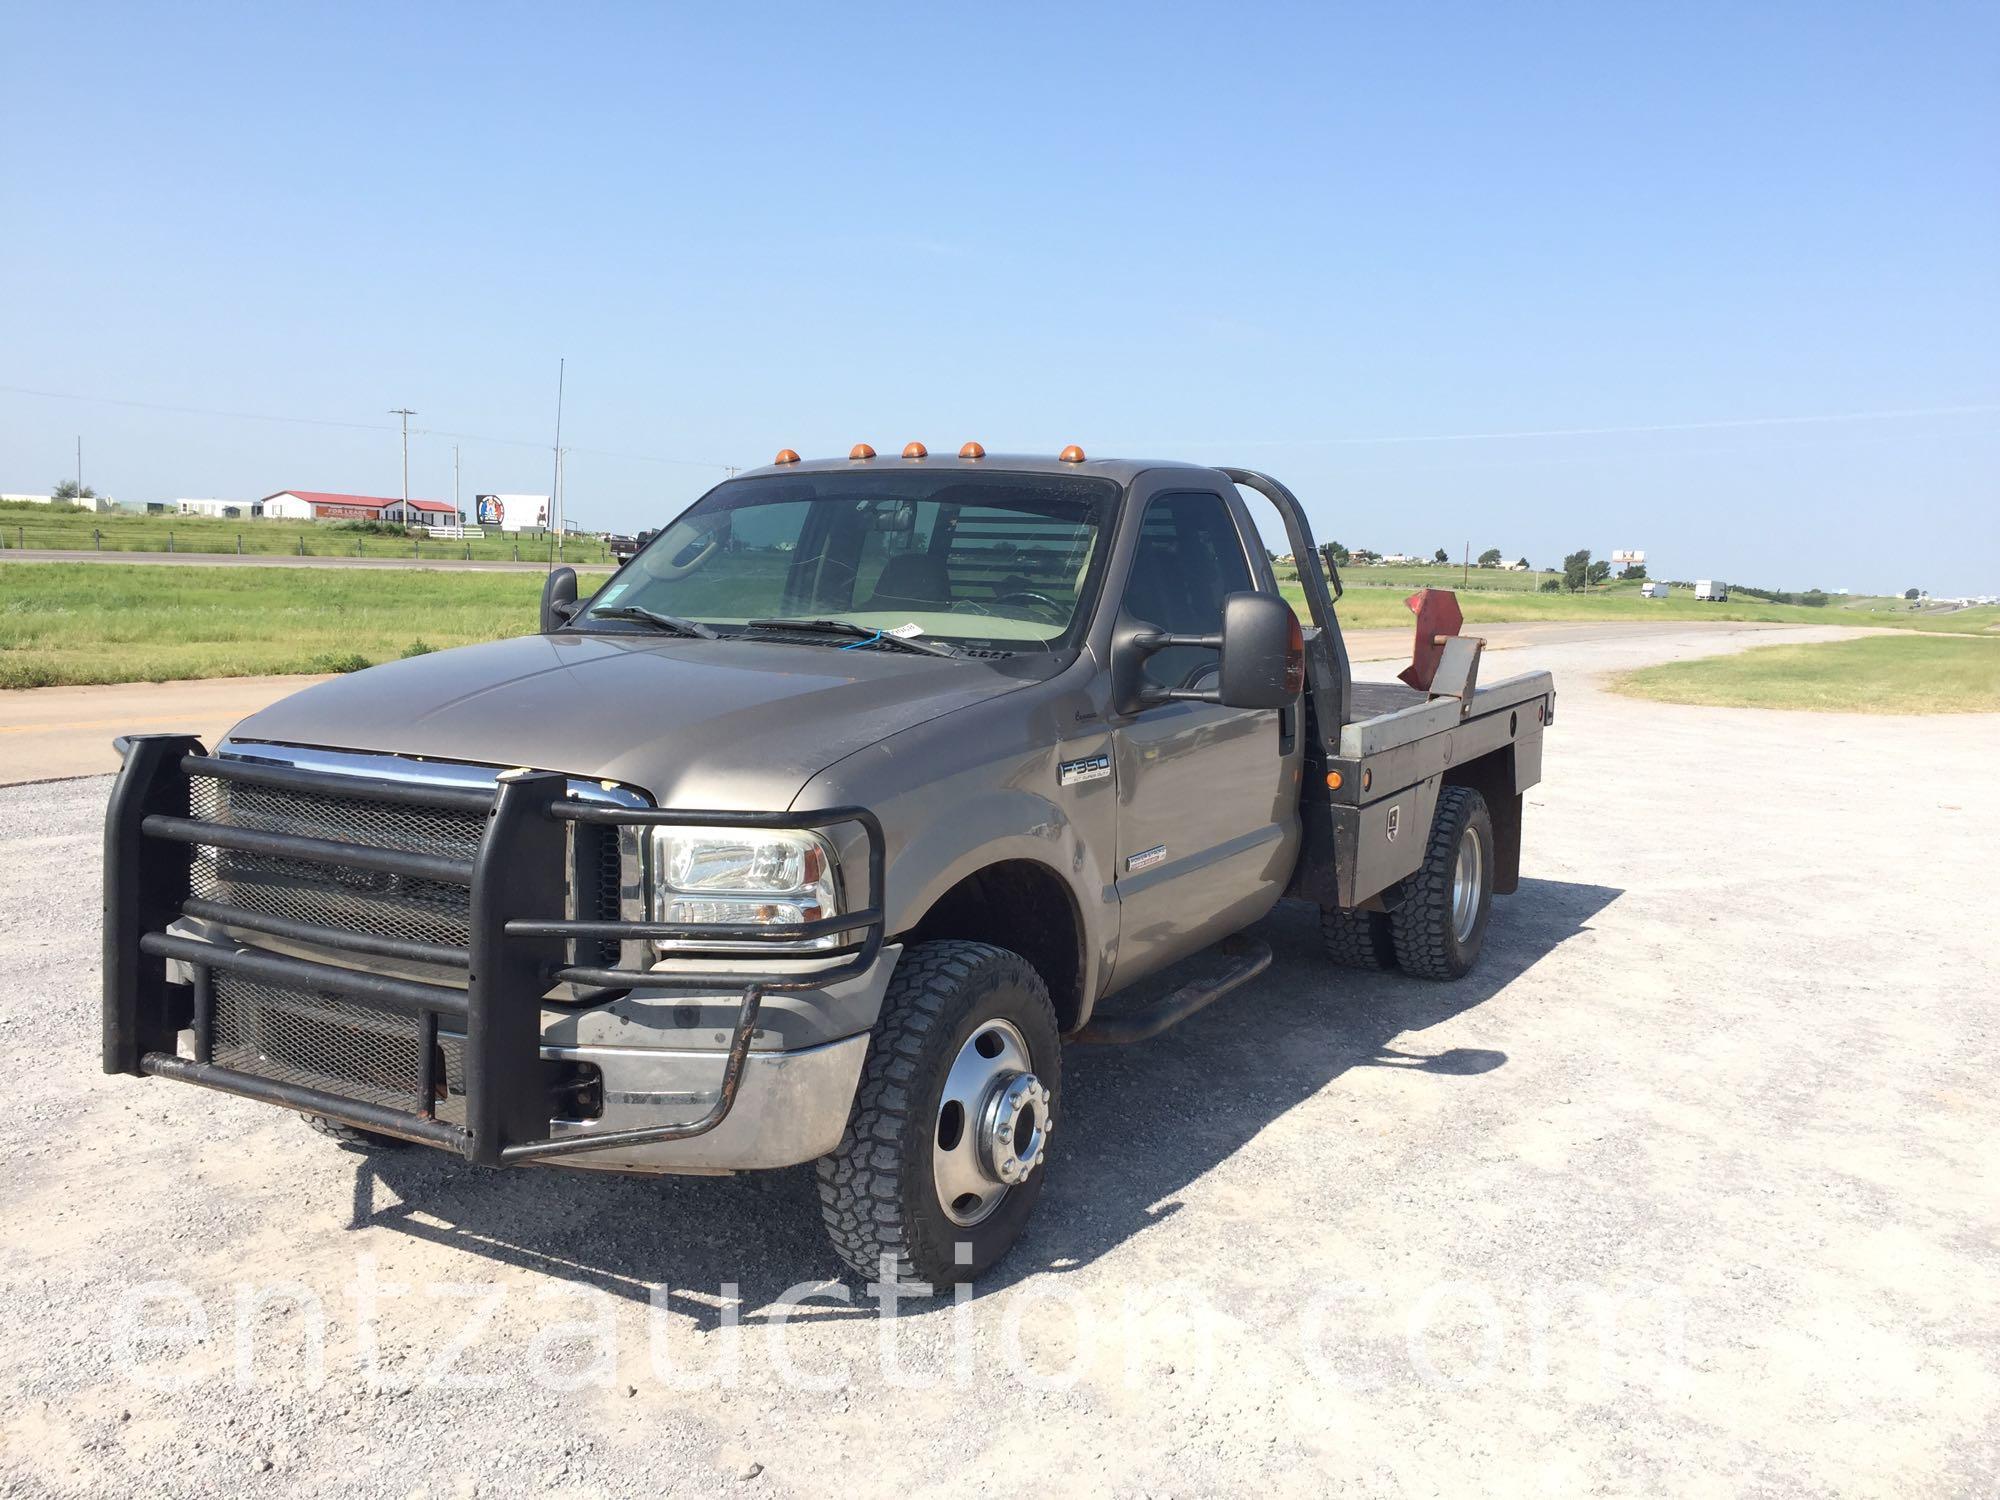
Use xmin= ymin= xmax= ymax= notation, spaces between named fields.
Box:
xmin=732 ymin=451 xmax=1224 ymax=486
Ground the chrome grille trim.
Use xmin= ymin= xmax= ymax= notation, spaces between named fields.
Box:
xmin=204 ymin=741 xmax=651 ymax=983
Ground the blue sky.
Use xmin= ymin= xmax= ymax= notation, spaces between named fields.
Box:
xmin=3 ymin=2 xmax=1995 ymax=594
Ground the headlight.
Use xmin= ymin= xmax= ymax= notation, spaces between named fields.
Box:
xmin=648 ymin=827 xmax=842 ymax=950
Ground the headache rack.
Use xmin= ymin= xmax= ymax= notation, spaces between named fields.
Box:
xmin=102 ymin=736 xmax=885 ymax=1166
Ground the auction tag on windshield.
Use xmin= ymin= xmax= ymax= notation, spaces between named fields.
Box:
xmin=887 ymin=622 xmax=925 ymax=638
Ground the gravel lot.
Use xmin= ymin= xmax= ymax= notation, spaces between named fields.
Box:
xmin=2 ymin=623 xmax=1995 ymax=1497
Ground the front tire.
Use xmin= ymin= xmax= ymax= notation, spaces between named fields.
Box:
xmin=816 ymin=941 xmax=1060 ymax=1286
xmin=1389 ymin=786 xmax=1496 ymax=980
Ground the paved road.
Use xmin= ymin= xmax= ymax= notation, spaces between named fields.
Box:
xmin=2 ymin=621 xmax=1992 ymax=1497
xmin=0 ymin=619 xmax=1795 ymax=786
xmin=0 ymin=548 xmax=617 ymax=572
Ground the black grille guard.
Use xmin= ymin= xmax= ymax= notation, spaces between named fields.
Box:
xmin=102 ymin=735 xmax=887 ymax=1166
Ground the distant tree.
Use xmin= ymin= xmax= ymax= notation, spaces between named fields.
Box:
xmin=1538 ymin=576 xmax=1564 ymax=592
xmin=1586 ymin=559 xmax=1611 ymax=587
xmin=1516 ymin=556 xmax=1530 ymax=570
xmin=1620 ymin=563 xmax=1647 ymax=581
xmin=1477 ymin=548 xmax=1503 ymax=568
xmin=1562 ymin=549 xmax=1592 ymax=591
xmin=1351 ymin=547 xmax=1381 ymax=565
xmin=1320 ymin=540 xmax=1351 ymax=569
xmin=52 ymin=479 xmax=97 ymax=501
xmin=1800 ymin=589 xmax=1828 ymax=607
xmin=1432 ymin=547 xmax=1450 ymax=565
xmin=1903 ymin=587 xmax=1920 ymax=601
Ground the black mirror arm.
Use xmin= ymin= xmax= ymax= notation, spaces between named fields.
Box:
xmin=1132 ymin=628 xmax=1221 ymax=653
xmin=1122 ymin=628 xmax=1226 ymax=709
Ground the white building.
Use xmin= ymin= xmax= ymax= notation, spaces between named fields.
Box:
xmin=176 ymin=498 xmax=262 ymax=519
xmin=260 ymin=493 xmax=316 ymax=520
xmin=4 ymin=490 xmax=122 ymax=513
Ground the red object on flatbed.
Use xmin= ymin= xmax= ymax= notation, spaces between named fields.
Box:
xmin=1397 ymin=588 xmax=1465 ymax=691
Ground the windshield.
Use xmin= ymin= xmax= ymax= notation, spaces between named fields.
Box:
xmin=578 ymin=470 xmax=1117 ymax=652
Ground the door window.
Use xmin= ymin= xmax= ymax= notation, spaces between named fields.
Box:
xmin=1121 ymin=492 xmax=1254 ymax=689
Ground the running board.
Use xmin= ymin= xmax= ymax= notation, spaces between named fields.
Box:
xmin=1072 ymin=935 xmax=1273 ymax=1045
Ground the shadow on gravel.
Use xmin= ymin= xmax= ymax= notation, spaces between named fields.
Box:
xmin=349 ymin=875 xmax=1620 ymax=1323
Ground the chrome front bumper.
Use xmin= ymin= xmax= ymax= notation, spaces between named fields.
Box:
xmin=539 ymin=1031 xmax=872 ymax=1173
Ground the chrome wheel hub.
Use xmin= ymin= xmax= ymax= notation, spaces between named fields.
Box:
xmin=933 ymin=1019 xmax=1051 ymax=1227
xmin=980 ymin=1072 xmax=1051 ymax=1186
xmin=1451 ymin=823 xmax=1485 ymax=944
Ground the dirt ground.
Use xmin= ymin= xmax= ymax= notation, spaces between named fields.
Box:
xmin=1 ymin=622 xmax=1994 ymax=1497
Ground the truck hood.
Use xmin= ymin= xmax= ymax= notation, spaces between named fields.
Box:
xmin=226 ymin=632 xmax=1035 ymax=808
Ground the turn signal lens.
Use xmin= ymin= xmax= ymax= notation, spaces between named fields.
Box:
xmin=959 ymin=441 xmax=985 ymax=459
xmin=1058 ymin=444 xmax=1086 ymax=463
xmin=773 ymin=448 xmax=800 ymax=465
xmin=1325 ymin=770 xmax=1343 ymax=790
xmin=849 ymin=443 xmax=876 ymax=460
xmin=902 ymin=441 xmax=927 ymax=458
xmin=1283 ymin=607 xmax=1306 ymax=695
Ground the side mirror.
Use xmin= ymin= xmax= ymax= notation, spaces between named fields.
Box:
xmin=540 ymin=567 xmax=579 ymax=632
xmin=1215 ymin=591 xmax=1303 ymax=709
xmin=1110 ymin=592 xmax=1303 ymax=716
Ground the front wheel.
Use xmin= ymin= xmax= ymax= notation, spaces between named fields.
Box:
xmin=816 ymin=941 xmax=1060 ymax=1286
xmin=1389 ymin=785 xmax=1496 ymax=980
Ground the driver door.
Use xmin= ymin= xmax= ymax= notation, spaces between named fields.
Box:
xmin=1108 ymin=490 xmax=1295 ymax=987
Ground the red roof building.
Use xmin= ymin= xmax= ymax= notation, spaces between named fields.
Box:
xmin=260 ymin=491 xmax=463 ymax=523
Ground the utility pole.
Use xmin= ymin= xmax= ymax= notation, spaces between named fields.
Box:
xmin=1462 ymin=541 xmax=1469 ymax=589
xmin=76 ymin=436 xmax=82 ymax=500
xmin=388 ymin=407 xmax=416 ymax=510
xmin=453 ymin=444 xmax=460 ymax=521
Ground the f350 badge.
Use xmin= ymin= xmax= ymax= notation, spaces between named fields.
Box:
xmin=1058 ymin=752 xmax=1111 ymax=787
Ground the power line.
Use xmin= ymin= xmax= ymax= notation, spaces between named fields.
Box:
xmin=0 ymin=382 xmax=736 ymax=471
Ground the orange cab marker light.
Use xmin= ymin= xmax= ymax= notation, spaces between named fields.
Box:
xmin=1059 ymin=444 xmax=1086 ymax=463
xmin=959 ymin=441 xmax=986 ymax=459
xmin=1325 ymin=770 xmax=1343 ymax=790
xmin=849 ymin=443 xmax=876 ymax=460
xmin=902 ymin=441 xmax=927 ymax=459
xmin=773 ymin=448 xmax=800 ymax=465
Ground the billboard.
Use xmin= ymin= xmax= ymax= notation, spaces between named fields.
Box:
xmin=474 ymin=493 xmax=551 ymax=533
xmin=1611 ymin=549 xmax=1646 ymax=565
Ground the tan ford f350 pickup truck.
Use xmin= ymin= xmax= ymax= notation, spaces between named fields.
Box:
xmin=102 ymin=446 xmax=1552 ymax=1285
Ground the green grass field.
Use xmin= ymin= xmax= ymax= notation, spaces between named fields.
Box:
xmin=1276 ymin=577 xmax=2000 ymax=635
xmin=0 ymin=500 xmax=620 ymax=566
xmin=1612 ymin=635 xmax=2000 ymax=714
xmin=3 ymin=561 xmax=1996 ymax=689
xmin=0 ymin=564 xmax=548 ymax=687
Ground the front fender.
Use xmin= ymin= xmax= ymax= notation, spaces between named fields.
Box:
xmin=795 ymin=736 xmax=1117 ymax=1023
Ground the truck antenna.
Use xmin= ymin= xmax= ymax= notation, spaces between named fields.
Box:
xmin=547 ymin=357 xmax=565 ymax=573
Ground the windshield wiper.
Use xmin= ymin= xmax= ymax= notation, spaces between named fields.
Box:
xmin=742 ymin=617 xmax=957 ymax=657
xmin=589 ymin=605 xmax=717 ymax=639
